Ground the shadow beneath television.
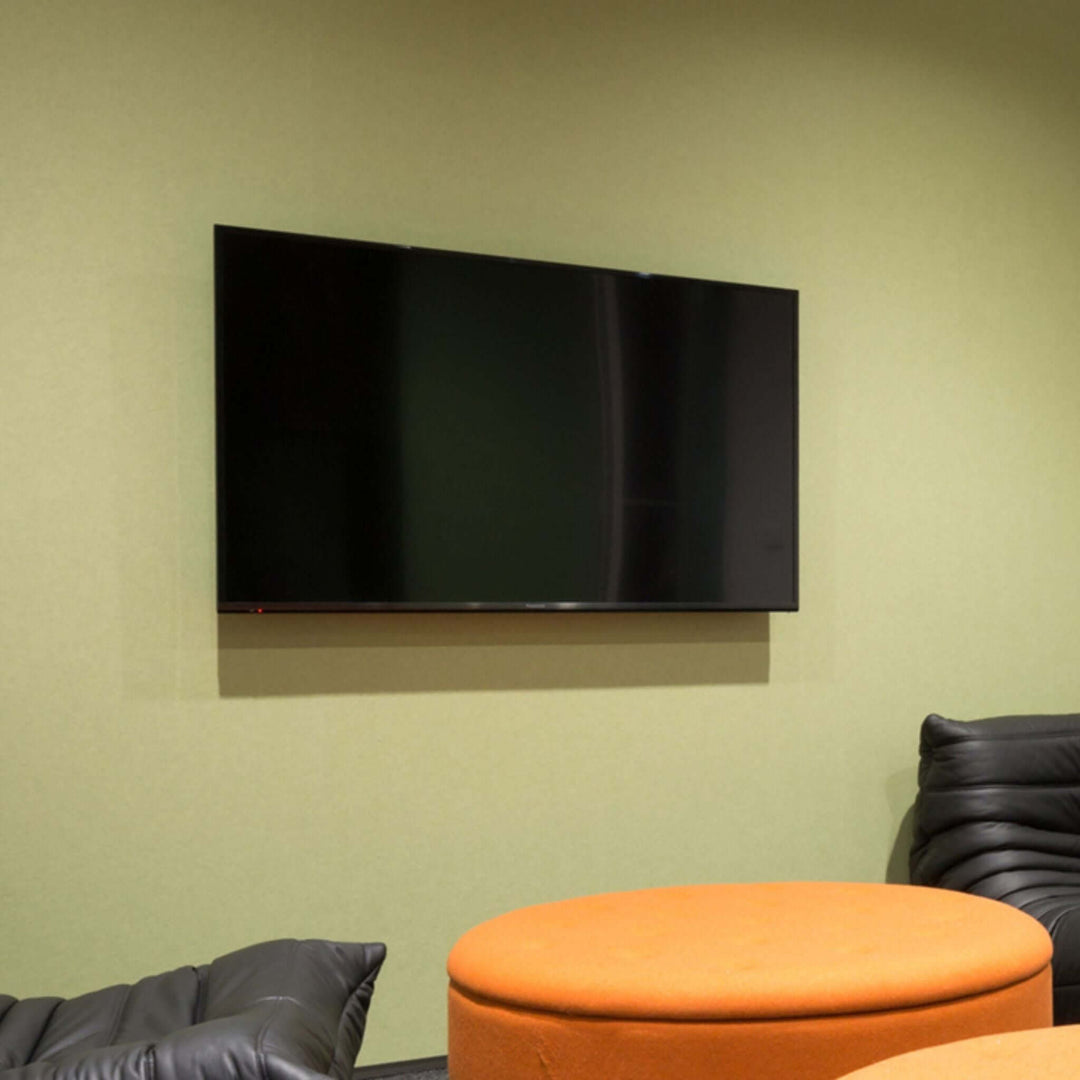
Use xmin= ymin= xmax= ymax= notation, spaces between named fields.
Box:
xmin=217 ymin=612 xmax=771 ymax=696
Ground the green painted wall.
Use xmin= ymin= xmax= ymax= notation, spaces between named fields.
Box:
xmin=3 ymin=0 xmax=1080 ymax=1063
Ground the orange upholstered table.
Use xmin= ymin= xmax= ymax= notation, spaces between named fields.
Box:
xmin=838 ymin=1023 xmax=1080 ymax=1079
xmin=447 ymin=882 xmax=1052 ymax=1080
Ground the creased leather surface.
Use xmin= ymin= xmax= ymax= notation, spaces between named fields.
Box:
xmin=0 ymin=939 xmax=386 ymax=1080
xmin=910 ymin=712 xmax=1080 ymax=1023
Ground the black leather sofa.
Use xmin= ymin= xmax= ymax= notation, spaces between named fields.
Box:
xmin=910 ymin=712 xmax=1080 ymax=1024
xmin=0 ymin=938 xmax=386 ymax=1080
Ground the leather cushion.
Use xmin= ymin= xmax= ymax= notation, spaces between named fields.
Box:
xmin=910 ymin=711 xmax=1080 ymax=1023
xmin=0 ymin=938 xmax=386 ymax=1080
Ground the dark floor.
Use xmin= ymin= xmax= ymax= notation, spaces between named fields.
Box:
xmin=354 ymin=1056 xmax=448 ymax=1080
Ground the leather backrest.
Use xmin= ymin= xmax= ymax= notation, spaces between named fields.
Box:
xmin=910 ymin=713 xmax=1080 ymax=898
xmin=0 ymin=939 xmax=386 ymax=1080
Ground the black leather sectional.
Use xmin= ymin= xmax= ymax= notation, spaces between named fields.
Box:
xmin=0 ymin=938 xmax=386 ymax=1080
xmin=911 ymin=712 xmax=1080 ymax=1024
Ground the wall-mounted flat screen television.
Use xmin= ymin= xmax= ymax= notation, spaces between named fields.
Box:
xmin=215 ymin=224 xmax=798 ymax=612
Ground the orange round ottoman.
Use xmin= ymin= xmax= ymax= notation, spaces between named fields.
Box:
xmin=838 ymin=1023 xmax=1080 ymax=1079
xmin=447 ymin=882 xmax=1052 ymax=1080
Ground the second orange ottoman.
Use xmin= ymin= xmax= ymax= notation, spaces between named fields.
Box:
xmin=447 ymin=882 xmax=1052 ymax=1080
xmin=837 ymin=1022 xmax=1080 ymax=1079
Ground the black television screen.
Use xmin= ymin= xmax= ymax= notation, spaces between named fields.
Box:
xmin=215 ymin=225 xmax=798 ymax=612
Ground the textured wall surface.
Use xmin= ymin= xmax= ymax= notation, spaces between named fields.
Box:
xmin=3 ymin=0 xmax=1080 ymax=1063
